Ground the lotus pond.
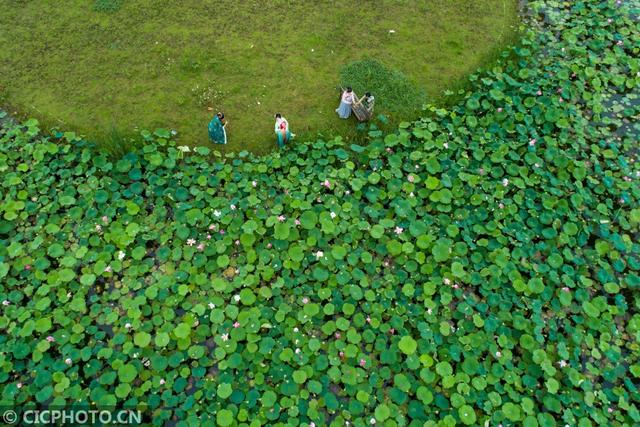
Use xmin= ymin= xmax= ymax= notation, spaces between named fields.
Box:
xmin=0 ymin=0 xmax=640 ymax=426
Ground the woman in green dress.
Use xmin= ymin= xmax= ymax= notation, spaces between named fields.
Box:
xmin=274 ymin=113 xmax=293 ymax=148
xmin=208 ymin=112 xmax=227 ymax=145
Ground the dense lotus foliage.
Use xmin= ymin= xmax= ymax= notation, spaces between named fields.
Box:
xmin=1 ymin=1 xmax=639 ymax=426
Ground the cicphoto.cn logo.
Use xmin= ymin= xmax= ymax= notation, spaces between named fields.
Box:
xmin=2 ymin=409 xmax=143 ymax=425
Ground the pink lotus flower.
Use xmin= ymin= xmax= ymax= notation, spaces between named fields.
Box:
xmin=452 ymin=283 xmax=460 ymax=289
xmin=559 ymin=98 xmax=564 ymax=103
xmin=562 ymin=287 xmax=570 ymax=292
xmin=499 ymin=203 xmax=504 ymax=209
xmin=556 ymin=88 xmax=563 ymax=94
xmin=322 ymin=180 xmax=331 ymax=189
xmin=235 ymin=240 xmax=240 ymax=245
xmin=529 ymin=138 xmax=537 ymax=146
xmin=209 ymin=224 xmax=216 ymax=230
xmin=2 ymin=300 xmax=9 ymax=306
xmin=407 ymin=175 xmax=415 ymax=183
xmin=102 ymin=216 xmax=108 ymax=223
xmin=335 ymin=332 xmax=341 ymax=339
xmin=295 ymin=219 xmax=301 ymax=225
xmin=220 ymin=229 xmax=225 ymax=235
xmin=366 ymin=316 xmax=371 ymax=323
xmin=302 ymin=297 xmax=309 ymax=304
xmin=230 ymin=204 xmax=236 ymax=210
xmin=104 ymin=265 xmax=112 ymax=273
xmin=339 ymin=351 xmax=345 ymax=358
xmin=17 ymin=383 xmax=22 ymax=389
xmin=394 ymin=226 xmax=403 ymax=235
xmin=46 ymin=336 xmax=55 ymax=342
xmin=197 ymin=243 xmax=205 ymax=251
xmin=267 ymin=243 xmax=272 ymax=248
xmin=207 ymin=234 xmax=212 ymax=240
xmin=233 ymin=322 xmax=240 ymax=328
xmin=608 ymin=407 xmax=614 ymax=414
xmin=186 ymin=238 xmax=196 ymax=247
xmin=278 ymin=215 xmax=286 ymax=222
xmin=479 ymin=167 xmax=485 ymax=175
xmin=160 ymin=379 xmax=165 ymax=385
xmin=536 ymin=90 xmax=542 ymax=96
xmin=25 ymin=264 xmax=31 ymax=270
xmin=359 ymin=359 xmax=366 ymax=367
xmin=389 ymin=328 xmax=395 ymax=335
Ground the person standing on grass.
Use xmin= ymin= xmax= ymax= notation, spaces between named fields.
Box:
xmin=363 ymin=92 xmax=375 ymax=114
xmin=208 ymin=112 xmax=227 ymax=145
xmin=274 ymin=113 xmax=294 ymax=148
xmin=336 ymin=87 xmax=355 ymax=119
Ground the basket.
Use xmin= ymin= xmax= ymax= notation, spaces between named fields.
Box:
xmin=351 ymin=100 xmax=371 ymax=122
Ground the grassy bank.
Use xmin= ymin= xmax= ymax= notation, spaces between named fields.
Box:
xmin=0 ymin=0 xmax=519 ymax=154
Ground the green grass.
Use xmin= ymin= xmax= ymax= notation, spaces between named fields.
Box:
xmin=0 ymin=0 xmax=520 ymax=154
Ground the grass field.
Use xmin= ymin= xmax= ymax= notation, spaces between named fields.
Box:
xmin=0 ymin=0 xmax=519 ymax=154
